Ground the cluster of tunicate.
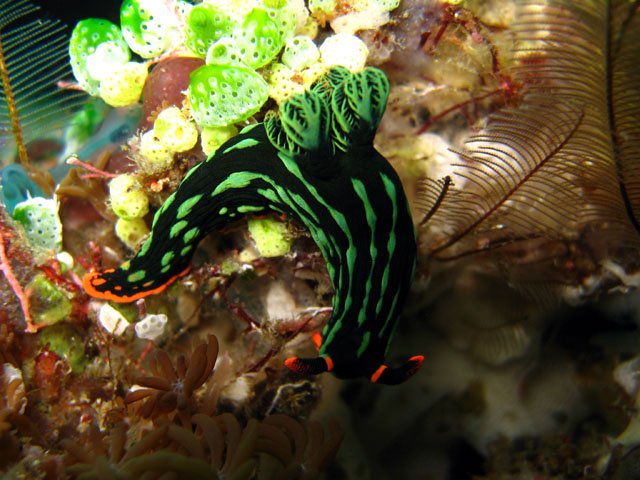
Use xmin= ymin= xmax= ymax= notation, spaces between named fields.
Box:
xmin=69 ymin=19 xmax=130 ymax=97
xmin=108 ymin=174 xmax=150 ymax=249
xmin=268 ymin=35 xmax=325 ymax=104
xmin=137 ymin=106 xmax=199 ymax=174
xmin=186 ymin=0 xmax=298 ymax=127
xmin=267 ymin=33 xmax=370 ymax=104
xmin=69 ymin=19 xmax=147 ymax=107
xmin=69 ymin=0 xmax=182 ymax=106
xmin=66 ymin=0 xmax=385 ymax=171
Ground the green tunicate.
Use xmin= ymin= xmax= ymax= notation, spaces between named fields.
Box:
xmin=120 ymin=0 xmax=173 ymax=58
xmin=233 ymin=8 xmax=282 ymax=69
xmin=40 ymin=324 xmax=87 ymax=373
xmin=282 ymin=36 xmax=320 ymax=71
xmin=189 ymin=64 xmax=269 ymax=127
xmin=26 ymin=275 xmax=72 ymax=327
xmin=263 ymin=0 xmax=296 ymax=45
xmin=185 ymin=3 xmax=236 ymax=57
xmin=69 ymin=19 xmax=130 ymax=96
xmin=13 ymin=198 xmax=63 ymax=252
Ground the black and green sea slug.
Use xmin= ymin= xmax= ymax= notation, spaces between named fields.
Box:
xmin=83 ymin=66 xmax=423 ymax=385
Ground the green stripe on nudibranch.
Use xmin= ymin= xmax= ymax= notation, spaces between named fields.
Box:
xmin=82 ymin=66 xmax=423 ymax=385
xmin=176 ymin=194 xmax=202 ymax=219
xmin=223 ymin=137 xmax=261 ymax=154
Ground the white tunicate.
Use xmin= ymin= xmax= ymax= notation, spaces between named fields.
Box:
xmin=98 ymin=303 xmax=130 ymax=336
xmin=319 ymin=33 xmax=368 ymax=71
xmin=135 ymin=314 xmax=168 ymax=340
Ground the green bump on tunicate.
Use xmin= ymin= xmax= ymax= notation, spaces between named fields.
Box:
xmin=69 ymin=19 xmax=130 ymax=96
xmin=176 ymin=194 xmax=203 ymax=220
xmin=248 ymin=216 xmax=293 ymax=257
xmin=219 ymin=207 xmax=228 ymax=215
xmin=181 ymin=245 xmax=193 ymax=257
xmin=183 ymin=227 xmax=200 ymax=244
xmin=170 ymin=220 xmax=189 ymax=238
xmin=26 ymin=274 xmax=72 ymax=326
xmin=120 ymin=0 xmax=173 ymax=58
xmin=185 ymin=3 xmax=235 ymax=57
xmin=161 ymin=251 xmax=175 ymax=267
xmin=128 ymin=270 xmax=146 ymax=283
xmin=161 ymin=265 xmax=171 ymax=274
xmin=233 ymin=8 xmax=282 ymax=69
xmin=188 ymin=64 xmax=269 ymax=127
xmin=40 ymin=324 xmax=87 ymax=373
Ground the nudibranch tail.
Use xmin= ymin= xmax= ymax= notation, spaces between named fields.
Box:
xmin=369 ymin=355 xmax=424 ymax=385
xmin=285 ymin=354 xmax=424 ymax=385
xmin=83 ymin=66 xmax=422 ymax=384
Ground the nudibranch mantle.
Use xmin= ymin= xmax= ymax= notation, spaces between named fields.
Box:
xmin=83 ymin=66 xmax=423 ymax=385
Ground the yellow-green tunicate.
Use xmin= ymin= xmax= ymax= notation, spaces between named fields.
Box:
xmin=201 ymin=124 xmax=239 ymax=157
xmin=153 ymin=107 xmax=199 ymax=152
xmin=248 ymin=216 xmax=293 ymax=257
xmin=27 ymin=274 xmax=73 ymax=327
xmin=109 ymin=174 xmax=149 ymax=220
xmin=115 ymin=217 xmax=149 ymax=250
xmin=139 ymin=129 xmax=174 ymax=170
xmin=99 ymin=61 xmax=148 ymax=107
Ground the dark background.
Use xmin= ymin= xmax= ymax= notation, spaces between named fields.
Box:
xmin=33 ymin=0 xmax=125 ymax=31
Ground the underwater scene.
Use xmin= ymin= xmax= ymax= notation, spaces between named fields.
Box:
xmin=0 ymin=0 xmax=639 ymax=478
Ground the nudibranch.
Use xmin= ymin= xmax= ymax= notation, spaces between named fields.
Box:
xmin=83 ymin=66 xmax=423 ymax=385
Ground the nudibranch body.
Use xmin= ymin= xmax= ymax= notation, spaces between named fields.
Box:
xmin=83 ymin=67 xmax=423 ymax=385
